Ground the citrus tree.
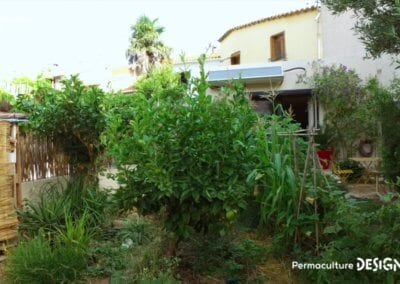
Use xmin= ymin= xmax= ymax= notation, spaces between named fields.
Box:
xmin=103 ymin=59 xmax=259 ymax=239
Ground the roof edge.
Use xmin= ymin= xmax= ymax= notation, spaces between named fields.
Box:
xmin=218 ymin=6 xmax=318 ymax=42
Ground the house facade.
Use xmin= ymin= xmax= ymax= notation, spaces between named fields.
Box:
xmin=207 ymin=5 xmax=399 ymax=129
xmin=208 ymin=6 xmax=320 ymax=129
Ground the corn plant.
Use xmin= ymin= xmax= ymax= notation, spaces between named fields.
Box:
xmin=247 ymin=113 xmax=305 ymax=242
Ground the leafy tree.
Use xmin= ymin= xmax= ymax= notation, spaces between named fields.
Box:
xmin=126 ymin=15 xmax=171 ymax=75
xmin=16 ymin=75 xmax=106 ymax=175
xmin=301 ymin=63 xmax=374 ymax=157
xmin=365 ymin=78 xmax=400 ymax=180
xmin=104 ymin=57 xmax=259 ymax=240
xmin=0 ymin=89 xmax=15 ymax=112
xmin=322 ymin=0 xmax=400 ymax=58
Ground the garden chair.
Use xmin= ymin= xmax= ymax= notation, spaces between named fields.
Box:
xmin=332 ymin=162 xmax=353 ymax=183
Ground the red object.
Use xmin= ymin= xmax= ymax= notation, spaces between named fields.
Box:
xmin=317 ymin=149 xmax=334 ymax=170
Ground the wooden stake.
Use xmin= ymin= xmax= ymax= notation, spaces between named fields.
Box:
xmin=15 ymin=125 xmax=22 ymax=208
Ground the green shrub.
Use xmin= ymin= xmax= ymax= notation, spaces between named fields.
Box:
xmin=135 ymin=65 xmax=184 ymax=100
xmin=16 ymin=75 xmax=106 ymax=174
xmin=300 ymin=64 xmax=374 ymax=157
xmin=366 ymin=79 xmax=400 ymax=181
xmin=298 ymin=189 xmax=400 ymax=283
xmin=118 ymin=221 xmax=180 ymax=283
xmin=178 ymin=234 xmax=267 ymax=281
xmin=0 ymin=89 xmax=15 ymax=112
xmin=133 ymin=255 xmax=180 ymax=283
xmin=118 ymin=217 xmax=153 ymax=247
xmin=87 ymin=241 xmax=127 ymax=279
xmin=104 ymin=57 xmax=259 ymax=239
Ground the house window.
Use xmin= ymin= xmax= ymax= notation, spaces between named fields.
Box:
xmin=230 ymin=51 xmax=240 ymax=65
xmin=270 ymin=32 xmax=286 ymax=61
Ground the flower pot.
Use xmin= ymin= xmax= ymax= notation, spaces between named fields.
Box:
xmin=317 ymin=148 xmax=333 ymax=170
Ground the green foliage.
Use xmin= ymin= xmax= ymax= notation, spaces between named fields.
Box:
xmin=302 ymin=194 xmax=400 ymax=283
xmin=135 ymin=65 xmax=184 ymax=99
xmin=17 ymin=186 xmax=71 ymax=238
xmin=57 ymin=213 xmax=92 ymax=251
xmin=118 ymin=217 xmax=153 ymax=247
xmin=302 ymin=63 xmax=374 ymax=157
xmin=5 ymin=214 xmax=90 ymax=284
xmin=126 ymin=15 xmax=171 ymax=74
xmin=63 ymin=178 xmax=111 ymax=229
xmin=17 ymin=178 xmax=111 ymax=238
xmin=104 ymin=59 xmax=259 ymax=239
xmin=247 ymin=113 xmax=306 ymax=243
xmin=16 ymin=75 xmax=106 ymax=172
xmin=132 ymin=255 xmax=180 ymax=283
xmin=315 ymin=124 xmax=335 ymax=150
xmin=179 ymin=234 xmax=267 ymax=281
xmin=87 ymin=241 xmax=127 ymax=279
xmin=365 ymin=79 xmax=400 ymax=180
xmin=116 ymin=218 xmax=180 ymax=283
xmin=0 ymin=89 xmax=15 ymax=112
xmin=322 ymin=0 xmax=400 ymax=58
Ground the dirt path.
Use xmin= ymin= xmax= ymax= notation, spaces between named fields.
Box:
xmin=346 ymin=183 xmax=392 ymax=200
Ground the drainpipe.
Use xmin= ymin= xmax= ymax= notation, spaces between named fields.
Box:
xmin=314 ymin=1 xmax=323 ymax=129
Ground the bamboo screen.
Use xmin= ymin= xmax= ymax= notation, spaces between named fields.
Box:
xmin=19 ymin=134 xmax=70 ymax=182
xmin=0 ymin=122 xmax=18 ymax=242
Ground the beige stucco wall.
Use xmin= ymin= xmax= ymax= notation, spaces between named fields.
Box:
xmin=21 ymin=176 xmax=69 ymax=203
xmin=20 ymin=169 xmax=120 ymax=204
xmin=219 ymin=10 xmax=319 ymax=65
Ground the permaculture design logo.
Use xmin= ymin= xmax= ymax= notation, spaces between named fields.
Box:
xmin=292 ymin=258 xmax=400 ymax=272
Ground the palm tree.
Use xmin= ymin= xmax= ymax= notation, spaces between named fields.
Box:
xmin=126 ymin=16 xmax=171 ymax=76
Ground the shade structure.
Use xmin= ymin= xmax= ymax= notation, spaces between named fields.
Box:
xmin=207 ymin=65 xmax=284 ymax=86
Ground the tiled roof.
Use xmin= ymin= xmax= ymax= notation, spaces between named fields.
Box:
xmin=218 ymin=6 xmax=318 ymax=42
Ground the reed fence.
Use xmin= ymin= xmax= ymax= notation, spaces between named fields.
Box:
xmin=0 ymin=122 xmax=18 ymax=243
xmin=19 ymin=134 xmax=70 ymax=182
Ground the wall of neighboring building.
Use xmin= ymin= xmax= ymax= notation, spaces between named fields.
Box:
xmin=173 ymin=57 xmax=222 ymax=78
xmin=219 ymin=9 xmax=319 ymax=65
xmin=321 ymin=6 xmax=399 ymax=85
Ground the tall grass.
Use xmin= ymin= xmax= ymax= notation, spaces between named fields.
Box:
xmin=5 ymin=213 xmax=91 ymax=284
xmin=17 ymin=186 xmax=70 ymax=238
xmin=17 ymin=177 xmax=110 ymax=238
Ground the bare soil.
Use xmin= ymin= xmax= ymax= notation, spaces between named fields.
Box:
xmin=346 ymin=183 xmax=393 ymax=200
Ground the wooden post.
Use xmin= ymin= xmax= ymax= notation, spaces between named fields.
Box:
xmin=15 ymin=125 xmax=22 ymax=208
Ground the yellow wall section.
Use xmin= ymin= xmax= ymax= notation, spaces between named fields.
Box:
xmin=219 ymin=10 xmax=318 ymax=64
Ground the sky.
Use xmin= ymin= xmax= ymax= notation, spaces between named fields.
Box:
xmin=0 ymin=0 xmax=315 ymax=80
